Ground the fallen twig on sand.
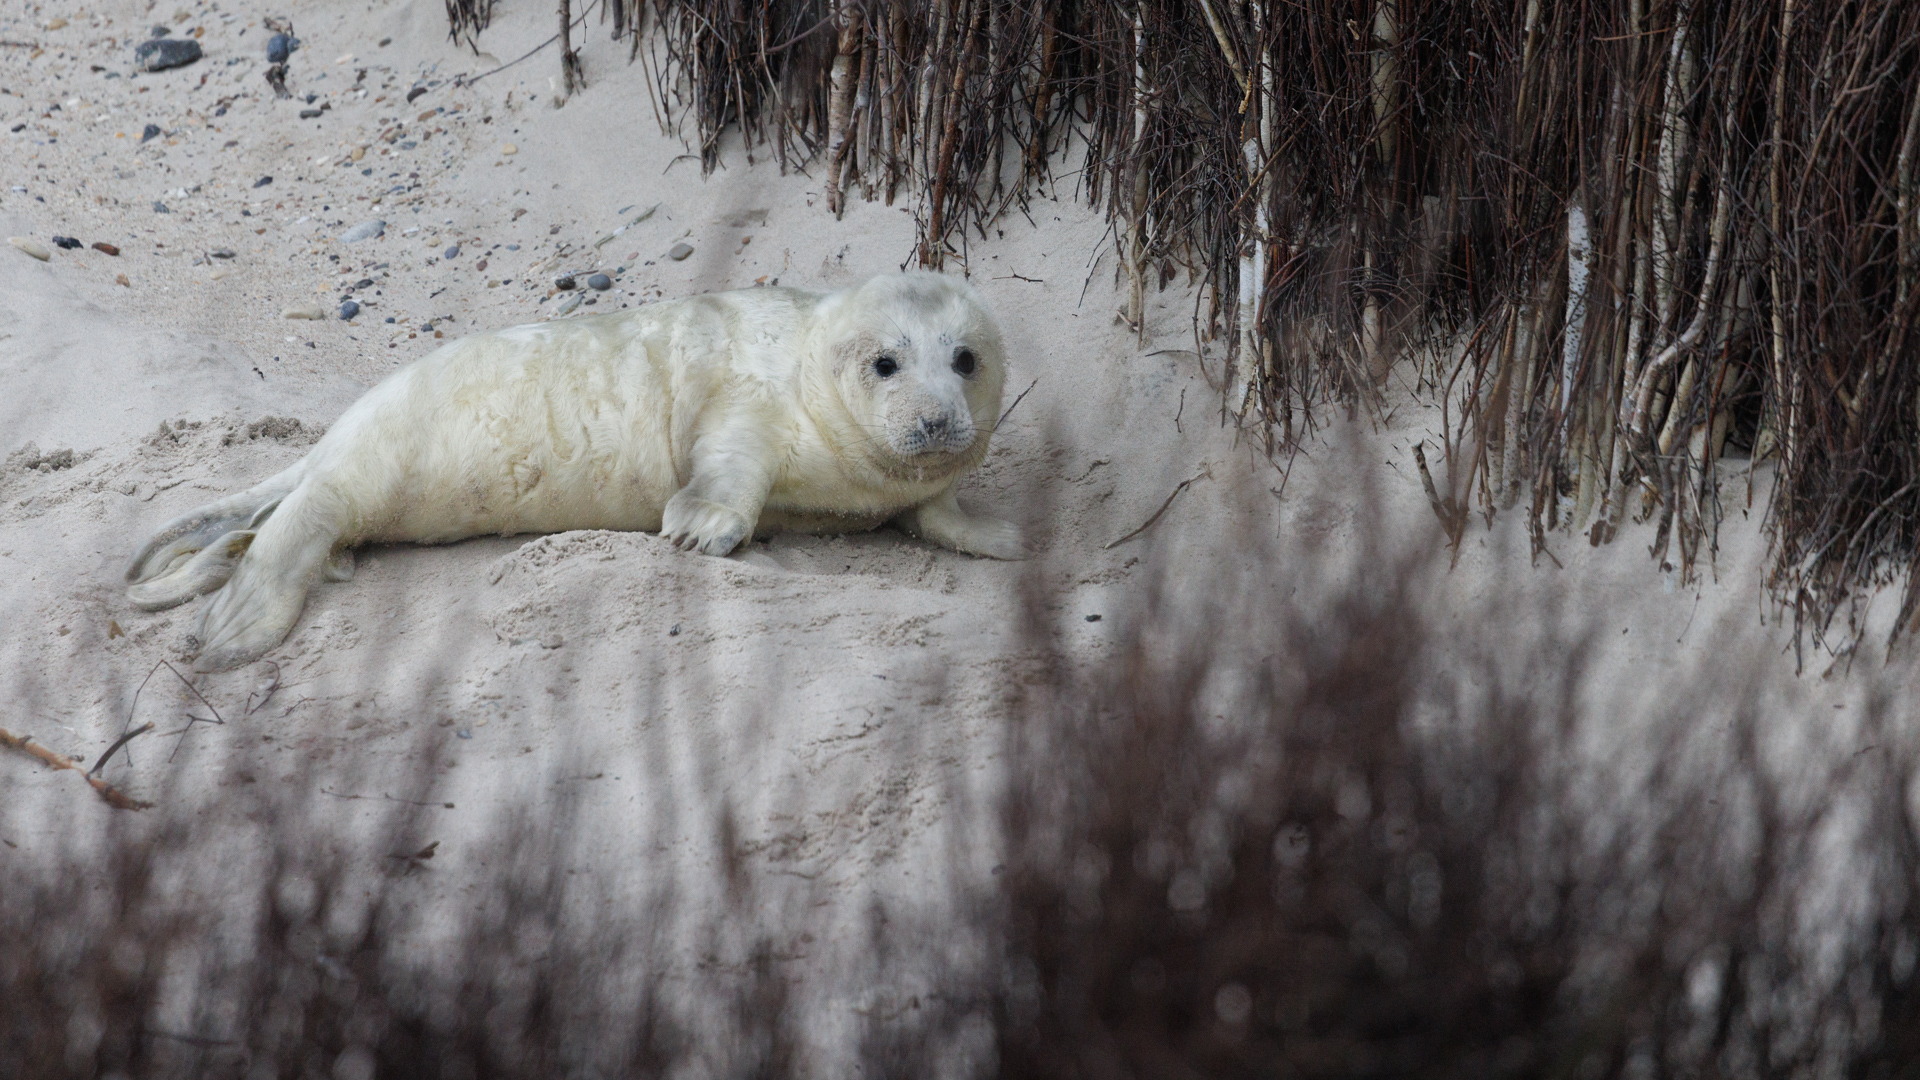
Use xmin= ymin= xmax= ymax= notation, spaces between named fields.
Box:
xmin=89 ymin=722 xmax=155 ymax=777
xmin=997 ymin=378 xmax=1039 ymax=429
xmin=116 ymin=660 xmax=226 ymax=770
xmin=0 ymin=726 xmax=153 ymax=810
xmin=1105 ymin=465 xmax=1211 ymax=549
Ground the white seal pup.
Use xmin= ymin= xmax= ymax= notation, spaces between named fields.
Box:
xmin=125 ymin=271 xmax=1025 ymax=671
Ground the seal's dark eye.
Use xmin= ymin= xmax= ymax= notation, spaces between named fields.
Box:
xmin=952 ymin=348 xmax=977 ymax=376
xmin=873 ymin=355 xmax=898 ymax=378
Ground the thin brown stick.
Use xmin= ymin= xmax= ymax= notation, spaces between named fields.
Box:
xmin=1105 ymin=466 xmax=1211 ymax=549
xmin=0 ymin=726 xmax=153 ymax=810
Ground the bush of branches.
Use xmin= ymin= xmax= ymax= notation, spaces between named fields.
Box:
xmin=454 ymin=0 xmax=1920 ymax=644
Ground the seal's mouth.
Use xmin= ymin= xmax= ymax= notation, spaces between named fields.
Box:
xmin=892 ymin=415 xmax=976 ymax=458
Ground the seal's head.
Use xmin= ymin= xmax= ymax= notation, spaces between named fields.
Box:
xmin=818 ymin=271 xmax=1007 ymax=480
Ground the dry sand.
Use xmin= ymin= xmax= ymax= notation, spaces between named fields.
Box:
xmin=2 ymin=0 xmax=1910 ymax=1067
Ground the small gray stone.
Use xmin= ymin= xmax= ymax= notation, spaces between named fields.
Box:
xmin=587 ymin=273 xmax=612 ymax=291
xmin=150 ymin=25 xmax=171 ymax=38
xmin=298 ymin=108 xmax=322 ymax=120
xmin=266 ymin=33 xmax=293 ymax=64
xmin=444 ymin=245 xmax=459 ymax=259
xmin=140 ymin=123 xmax=162 ymax=143
xmin=152 ymin=201 xmax=170 ymax=214
xmin=339 ymin=219 xmax=385 ymax=243
xmin=668 ymin=241 xmax=694 ymax=261
xmin=338 ymin=299 xmax=360 ymax=321
xmin=133 ymin=37 xmax=202 ymax=72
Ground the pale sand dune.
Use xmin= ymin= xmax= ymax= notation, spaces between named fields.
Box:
xmin=1 ymin=0 xmax=1909 ymax=1066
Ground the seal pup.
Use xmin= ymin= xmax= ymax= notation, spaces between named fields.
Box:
xmin=125 ymin=271 xmax=1025 ymax=671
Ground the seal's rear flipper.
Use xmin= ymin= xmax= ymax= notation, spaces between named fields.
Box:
xmin=126 ymin=530 xmax=254 ymax=611
xmin=125 ymin=466 xmax=301 ymax=586
xmin=190 ymin=492 xmax=336 ymax=672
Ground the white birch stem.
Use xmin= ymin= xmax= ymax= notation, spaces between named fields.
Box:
xmin=1560 ymin=198 xmax=1590 ymax=419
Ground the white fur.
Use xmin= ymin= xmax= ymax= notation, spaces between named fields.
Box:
xmin=126 ymin=272 xmax=1024 ymax=671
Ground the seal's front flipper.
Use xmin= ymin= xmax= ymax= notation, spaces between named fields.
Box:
xmin=662 ymin=492 xmax=753 ymax=555
xmin=126 ymin=529 xmax=254 ymax=611
xmin=661 ymin=428 xmax=772 ymax=556
xmin=894 ymin=486 xmax=1028 ymax=560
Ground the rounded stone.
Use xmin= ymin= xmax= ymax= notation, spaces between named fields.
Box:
xmin=338 ymin=300 xmax=361 ymax=321
xmin=587 ymin=273 xmax=612 ymax=291
xmin=8 ymin=237 xmax=51 ymax=261
xmin=133 ymin=37 xmax=202 ymax=72
xmin=266 ymin=33 xmax=292 ymax=64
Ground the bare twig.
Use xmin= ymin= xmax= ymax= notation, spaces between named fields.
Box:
xmin=1105 ymin=466 xmax=1211 ymax=549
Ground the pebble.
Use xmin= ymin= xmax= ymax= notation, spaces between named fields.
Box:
xmin=210 ymin=248 xmax=234 ymax=259
xmin=50 ymin=236 xmax=81 ymax=250
xmin=115 ymin=273 xmax=130 ymax=287
xmin=500 ymin=143 xmax=517 ymax=155
xmin=150 ymin=25 xmax=171 ymax=38
xmin=553 ymin=274 xmax=576 ymax=290
xmin=140 ymin=123 xmax=162 ymax=143
xmin=153 ymin=202 xmax=170 ymax=214
xmin=668 ymin=241 xmax=694 ymax=261
xmin=282 ymin=304 xmax=325 ymax=320
xmin=555 ymin=294 xmax=583 ymax=316
xmin=406 ymin=86 xmax=428 ymax=104
xmin=8 ymin=237 xmax=50 ymax=261
xmin=355 ymin=278 xmax=375 ymax=289
xmin=91 ymin=242 xmax=120 ymax=256
xmin=444 ymin=245 xmax=460 ymax=259
xmin=134 ymin=37 xmax=202 ymax=72
xmin=298 ymin=108 xmax=323 ymax=120
xmin=253 ymin=175 xmax=273 ymax=188
xmin=46 ymin=17 xmax=67 ymax=29
xmin=266 ymin=33 xmax=293 ymax=64
xmin=339 ymin=218 xmax=385 ymax=243
xmin=338 ymin=300 xmax=361 ymax=321
xmin=587 ymin=273 xmax=612 ymax=291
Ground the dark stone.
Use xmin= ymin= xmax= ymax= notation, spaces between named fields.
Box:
xmin=152 ymin=202 xmax=169 ymax=213
xmin=384 ymin=316 xmax=395 ymax=323
xmin=211 ymin=249 xmax=234 ymax=259
xmin=140 ymin=123 xmax=162 ymax=142
xmin=150 ymin=25 xmax=171 ymax=37
xmin=405 ymin=86 xmax=428 ymax=104
xmin=338 ymin=300 xmax=360 ymax=321
xmin=91 ymin=242 xmax=120 ymax=256
xmin=50 ymin=236 xmax=81 ymax=250
xmin=266 ymin=33 xmax=292 ymax=64
xmin=133 ymin=37 xmax=202 ymax=72
xmin=553 ymin=275 xmax=576 ymax=290
xmin=587 ymin=273 xmax=612 ymax=291
xmin=355 ymin=278 xmax=374 ymax=289
xmin=253 ymin=175 xmax=273 ymax=188
xmin=298 ymin=108 xmax=322 ymax=119
xmin=444 ymin=245 xmax=459 ymax=259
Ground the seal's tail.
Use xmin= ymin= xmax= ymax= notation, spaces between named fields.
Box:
xmin=124 ymin=465 xmax=303 ymax=609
